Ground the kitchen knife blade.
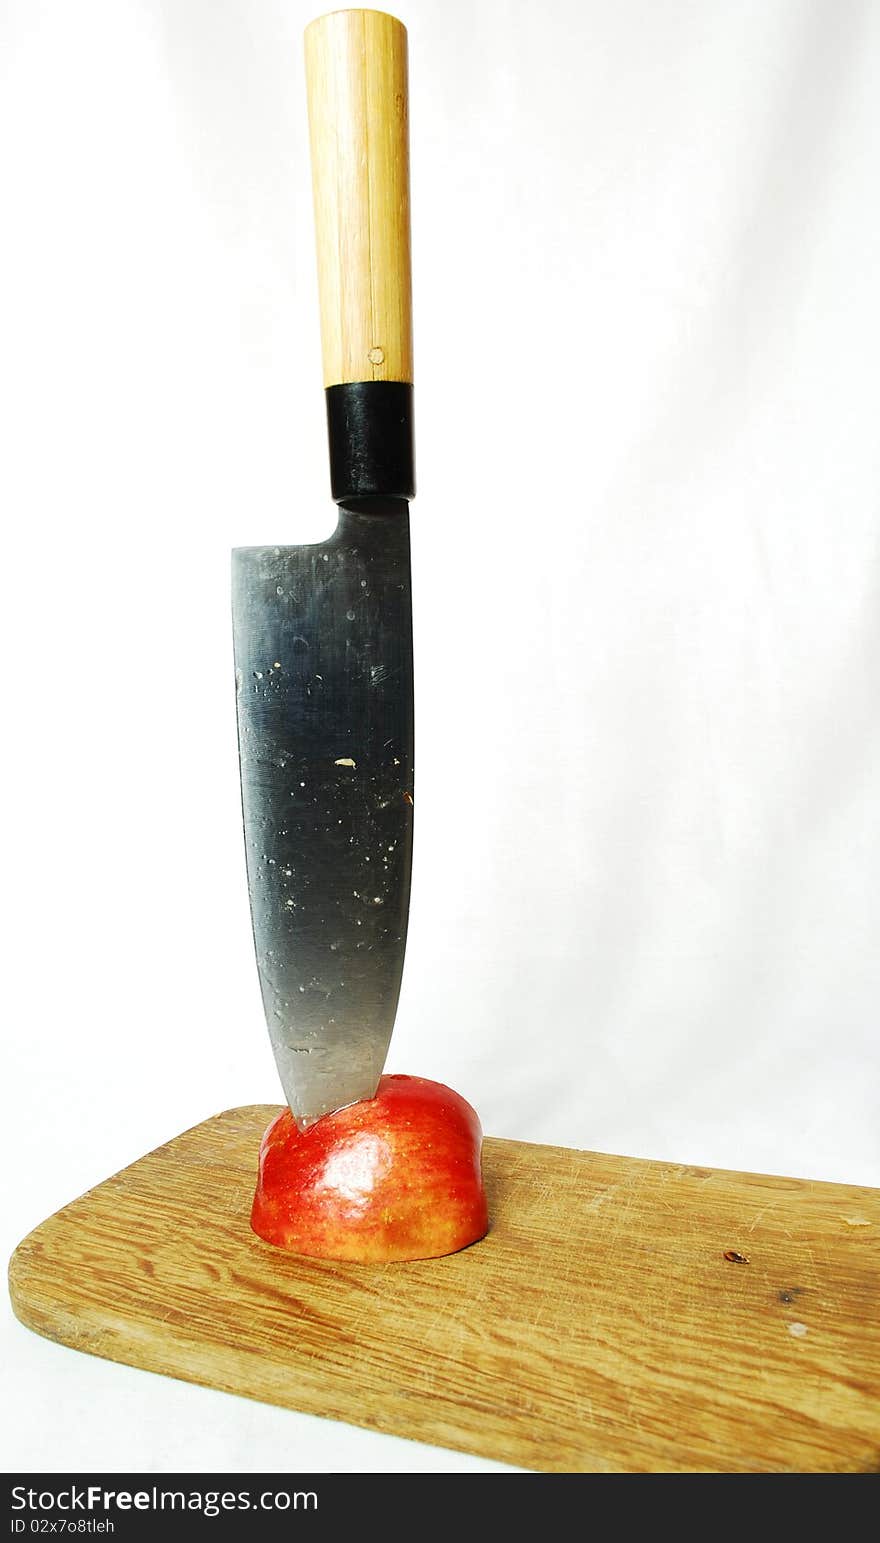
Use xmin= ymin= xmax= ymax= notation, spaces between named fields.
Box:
xmin=232 ymin=10 xmax=415 ymax=1129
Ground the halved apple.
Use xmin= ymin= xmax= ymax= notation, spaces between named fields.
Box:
xmin=251 ymin=1074 xmax=488 ymax=1262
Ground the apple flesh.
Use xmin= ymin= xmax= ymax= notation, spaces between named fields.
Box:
xmin=251 ymin=1074 xmax=488 ymax=1262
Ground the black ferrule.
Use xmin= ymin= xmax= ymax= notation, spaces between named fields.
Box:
xmin=326 ymin=381 xmax=415 ymax=502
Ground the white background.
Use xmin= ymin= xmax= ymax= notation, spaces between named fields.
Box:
xmin=3 ymin=0 xmax=879 ymax=1474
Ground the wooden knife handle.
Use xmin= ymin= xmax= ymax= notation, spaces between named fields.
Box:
xmin=305 ymin=9 xmax=413 ymax=390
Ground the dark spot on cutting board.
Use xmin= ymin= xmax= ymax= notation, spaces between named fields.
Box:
xmin=778 ymin=1287 xmax=805 ymax=1304
xmin=723 ymin=1250 xmax=750 ymax=1264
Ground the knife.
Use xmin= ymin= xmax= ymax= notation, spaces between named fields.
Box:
xmin=232 ymin=8 xmax=414 ymax=1130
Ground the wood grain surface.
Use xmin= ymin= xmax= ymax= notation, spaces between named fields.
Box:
xmin=9 ymin=1106 xmax=880 ymax=1472
xmin=305 ymin=9 xmax=413 ymax=387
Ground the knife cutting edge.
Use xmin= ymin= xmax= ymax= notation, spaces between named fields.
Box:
xmin=232 ymin=9 xmax=415 ymax=1129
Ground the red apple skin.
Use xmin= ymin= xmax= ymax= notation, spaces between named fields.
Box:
xmin=251 ymin=1074 xmax=488 ymax=1262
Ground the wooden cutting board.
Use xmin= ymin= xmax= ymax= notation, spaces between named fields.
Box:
xmin=8 ymin=1105 xmax=880 ymax=1472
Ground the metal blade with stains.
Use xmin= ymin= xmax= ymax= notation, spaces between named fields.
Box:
xmin=233 ymin=11 xmax=417 ymax=1127
xmin=232 ymin=499 xmax=413 ymax=1128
